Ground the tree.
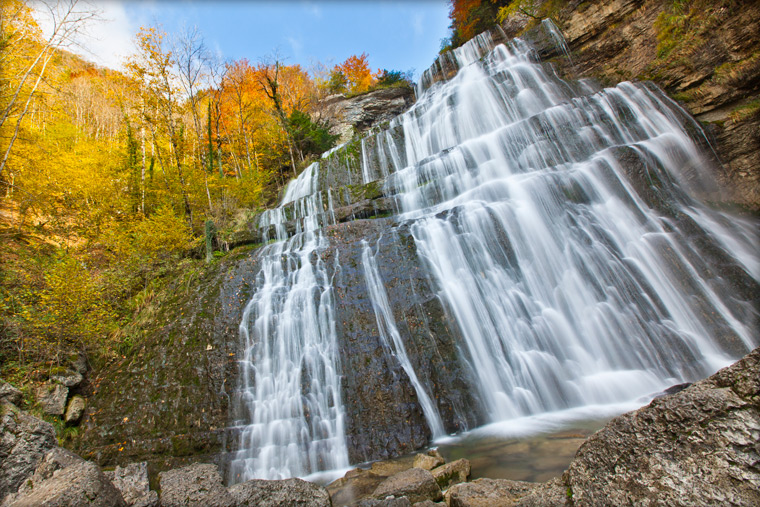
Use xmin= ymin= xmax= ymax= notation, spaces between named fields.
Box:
xmin=0 ymin=0 xmax=98 ymax=177
xmin=335 ymin=53 xmax=376 ymax=94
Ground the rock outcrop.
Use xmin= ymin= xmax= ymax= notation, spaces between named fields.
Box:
xmin=158 ymin=463 xmax=235 ymax=507
xmin=323 ymin=86 xmax=416 ymax=144
xmin=0 ymin=403 xmax=57 ymax=500
xmin=562 ymin=347 xmax=760 ymax=506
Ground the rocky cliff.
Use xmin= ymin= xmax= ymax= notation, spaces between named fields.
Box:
xmin=500 ymin=0 xmax=760 ymax=211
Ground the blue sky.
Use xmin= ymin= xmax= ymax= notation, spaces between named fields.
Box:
xmin=60 ymin=1 xmax=452 ymax=80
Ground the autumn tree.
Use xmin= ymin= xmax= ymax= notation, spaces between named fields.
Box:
xmin=126 ymin=26 xmax=194 ymax=228
xmin=0 ymin=0 xmax=98 ymax=177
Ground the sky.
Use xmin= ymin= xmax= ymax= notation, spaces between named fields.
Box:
xmin=38 ymin=0 xmax=452 ymax=80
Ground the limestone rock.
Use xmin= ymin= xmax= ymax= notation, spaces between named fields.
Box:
xmin=445 ymin=478 xmax=540 ymax=507
xmin=50 ymin=370 xmax=83 ymax=388
xmin=105 ymin=462 xmax=157 ymax=507
xmin=323 ymin=86 xmax=415 ymax=144
xmin=431 ymin=458 xmax=470 ymax=489
xmin=373 ymin=467 xmax=442 ymax=505
xmin=35 ymin=384 xmax=68 ymax=416
xmin=3 ymin=460 xmax=126 ymax=507
xmin=412 ymin=500 xmax=445 ymax=507
xmin=357 ymin=497 xmax=412 ymax=507
xmin=15 ymin=447 xmax=86 ymax=497
xmin=0 ymin=405 xmax=56 ymax=501
xmin=229 ymin=477 xmax=330 ymax=506
xmin=413 ymin=453 xmax=444 ymax=471
xmin=564 ymin=347 xmax=760 ymax=506
xmin=0 ymin=382 xmax=22 ymax=407
xmin=64 ymin=395 xmax=86 ymax=425
xmin=158 ymin=463 xmax=234 ymax=507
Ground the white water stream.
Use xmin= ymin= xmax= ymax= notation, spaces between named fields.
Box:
xmin=229 ymin=26 xmax=759 ymax=482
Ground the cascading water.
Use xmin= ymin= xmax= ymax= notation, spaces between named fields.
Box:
xmin=367 ymin=31 xmax=758 ymax=422
xmin=229 ymin=24 xmax=758 ymax=482
xmin=228 ymin=168 xmax=349 ymax=481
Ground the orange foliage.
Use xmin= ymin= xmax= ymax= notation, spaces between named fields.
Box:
xmin=336 ymin=53 xmax=377 ymax=94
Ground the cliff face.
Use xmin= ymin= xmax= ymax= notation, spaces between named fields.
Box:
xmin=502 ymin=0 xmax=760 ymax=211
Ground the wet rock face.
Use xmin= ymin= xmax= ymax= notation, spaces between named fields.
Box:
xmin=564 ymin=347 xmax=760 ymax=506
xmin=324 ymin=218 xmax=484 ymax=464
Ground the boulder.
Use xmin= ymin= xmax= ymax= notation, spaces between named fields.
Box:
xmin=158 ymin=463 xmax=234 ymax=507
xmin=357 ymin=497 xmax=412 ymax=507
xmin=104 ymin=462 xmax=158 ymax=507
xmin=412 ymin=453 xmax=444 ymax=471
xmin=3 ymin=460 xmax=126 ymax=507
xmin=372 ymin=468 xmax=442 ymax=504
xmin=411 ymin=501 xmax=445 ymax=507
xmin=0 ymin=404 xmax=56 ymax=501
xmin=50 ymin=370 xmax=83 ymax=388
xmin=445 ymin=478 xmax=540 ymax=507
xmin=14 ymin=447 xmax=86 ymax=497
xmin=431 ymin=458 xmax=470 ymax=489
xmin=64 ymin=395 xmax=86 ymax=425
xmin=229 ymin=477 xmax=331 ymax=506
xmin=0 ymin=381 xmax=22 ymax=407
xmin=35 ymin=384 xmax=68 ymax=416
xmin=564 ymin=347 xmax=760 ymax=506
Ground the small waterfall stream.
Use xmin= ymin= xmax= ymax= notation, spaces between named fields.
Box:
xmin=228 ymin=25 xmax=758 ymax=482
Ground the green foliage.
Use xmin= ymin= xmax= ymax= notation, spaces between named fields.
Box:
xmin=375 ymin=69 xmax=414 ymax=89
xmin=287 ymin=110 xmax=339 ymax=159
xmin=327 ymin=69 xmax=348 ymax=94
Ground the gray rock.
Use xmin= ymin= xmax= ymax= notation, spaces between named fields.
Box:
xmin=564 ymin=347 xmax=760 ymax=506
xmin=357 ymin=497 xmax=412 ymax=507
xmin=229 ymin=477 xmax=331 ymax=506
xmin=50 ymin=371 xmax=83 ymax=388
xmin=35 ymin=384 xmax=67 ymax=416
xmin=412 ymin=500 xmax=444 ymax=507
xmin=323 ymin=86 xmax=415 ymax=143
xmin=105 ymin=462 xmax=157 ymax=507
xmin=372 ymin=468 xmax=442 ymax=504
xmin=0 ymin=404 xmax=57 ymax=501
xmin=445 ymin=478 xmax=540 ymax=507
xmin=431 ymin=458 xmax=470 ymax=489
xmin=3 ymin=460 xmax=126 ymax=507
xmin=64 ymin=395 xmax=85 ymax=425
xmin=0 ymin=382 xmax=22 ymax=407
xmin=158 ymin=463 xmax=234 ymax=507
xmin=412 ymin=453 xmax=444 ymax=471
xmin=71 ymin=354 xmax=88 ymax=375
xmin=14 ymin=447 xmax=86 ymax=497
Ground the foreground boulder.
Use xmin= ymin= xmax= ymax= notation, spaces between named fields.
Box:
xmin=563 ymin=347 xmax=760 ymax=506
xmin=104 ymin=462 xmax=158 ymax=507
xmin=3 ymin=460 xmax=126 ymax=507
xmin=229 ymin=477 xmax=331 ymax=506
xmin=372 ymin=467 xmax=442 ymax=504
xmin=0 ymin=403 xmax=57 ymax=500
xmin=0 ymin=382 xmax=21 ymax=407
xmin=158 ymin=463 xmax=234 ymax=507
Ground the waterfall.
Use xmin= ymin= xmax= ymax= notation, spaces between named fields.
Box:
xmin=371 ymin=31 xmax=758 ymax=422
xmin=228 ymin=24 xmax=758 ymax=481
xmin=229 ymin=164 xmax=349 ymax=481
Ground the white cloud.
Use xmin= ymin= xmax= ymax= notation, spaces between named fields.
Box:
xmin=31 ymin=0 xmax=138 ymax=70
xmin=412 ymin=12 xmax=424 ymax=38
xmin=286 ymin=36 xmax=303 ymax=59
